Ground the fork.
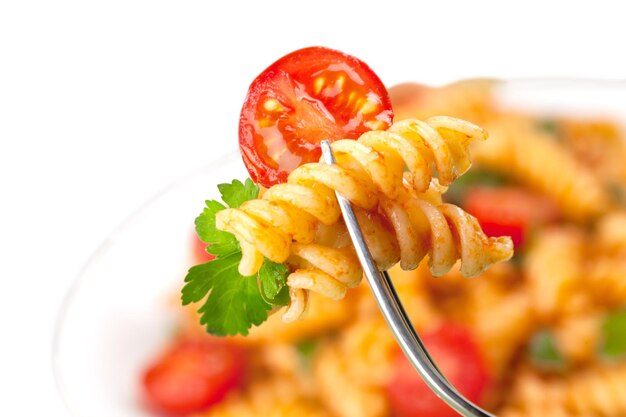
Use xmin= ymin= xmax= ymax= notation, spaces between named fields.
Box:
xmin=320 ymin=140 xmax=495 ymax=417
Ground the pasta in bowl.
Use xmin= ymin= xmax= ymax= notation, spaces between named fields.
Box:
xmin=148 ymin=77 xmax=626 ymax=417
xmin=53 ymin=49 xmax=626 ymax=417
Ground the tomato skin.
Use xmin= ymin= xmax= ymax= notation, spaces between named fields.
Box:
xmin=192 ymin=233 xmax=215 ymax=264
xmin=387 ymin=322 xmax=490 ymax=417
xmin=239 ymin=46 xmax=393 ymax=188
xmin=463 ymin=186 xmax=560 ymax=248
xmin=142 ymin=338 xmax=245 ymax=415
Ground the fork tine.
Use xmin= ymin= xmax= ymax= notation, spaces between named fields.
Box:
xmin=320 ymin=140 xmax=495 ymax=417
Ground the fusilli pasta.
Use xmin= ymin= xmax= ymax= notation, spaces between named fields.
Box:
xmin=472 ymin=118 xmax=611 ymax=221
xmin=197 ymin=376 xmax=330 ymax=417
xmin=554 ymin=312 xmax=603 ymax=364
xmin=313 ymin=330 xmax=389 ymax=417
xmin=504 ymin=365 xmax=626 ymax=417
xmin=216 ymin=117 xmax=513 ymax=321
xmin=523 ymin=227 xmax=585 ymax=321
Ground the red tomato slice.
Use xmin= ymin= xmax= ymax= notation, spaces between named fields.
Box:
xmin=142 ymin=338 xmax=245 ymax=415
xmin=192 ymin=232 xmax=215 ymax=264
xmin=463 ymin=186 xmax=560 ymax=248
xmin=239 ymin=46 xmax=394 ymax=187
xmin=387 ymin=322 xmax=490 ymax=417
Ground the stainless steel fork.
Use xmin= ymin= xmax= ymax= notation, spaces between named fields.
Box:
xmin=320 ymin=140 xmax=495 ymax=417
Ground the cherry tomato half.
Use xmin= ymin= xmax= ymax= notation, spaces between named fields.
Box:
xmin=142 ymin=338 xmax=245 ymax=415
xmin=463 ymin=186 xmax=560 ymax=248
xmin=387 ymin=322 xmax=490 ymax=417
xmin=239 ymin=46 xmax=394 ymax=188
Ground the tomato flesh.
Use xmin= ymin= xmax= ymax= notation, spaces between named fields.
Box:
xmin=142 ymin=338 xmax=245 ymax=415
xmin=239 ymin=46 xmax=393 ymax=187
xmin=463 ymin=186 xmax=560 ymax=248
xmin=387 ymin=322 xmax=490 ymax=417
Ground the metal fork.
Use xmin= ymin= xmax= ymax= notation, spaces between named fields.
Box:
xmin=320 ymin=140 xmax=495 ymax=417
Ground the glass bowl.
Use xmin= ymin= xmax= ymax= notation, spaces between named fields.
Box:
xmin=53 ymin=152 xmax=247 ymax=417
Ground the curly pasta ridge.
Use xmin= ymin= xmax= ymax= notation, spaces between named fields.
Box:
xmin=507 ymin=365 xmax=626 ymax=417
xmin=200 ymin=376 xmax=331 ymax=417
xmin=472 ymin=119 xmax=611 ymax=221
xmin=216 ymin=117 xmax=513 ymax=322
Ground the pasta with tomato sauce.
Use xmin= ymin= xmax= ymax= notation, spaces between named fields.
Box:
xmin=217 ymin=115 xmax=513 ymax=321
xmin=140 ymin=48 xmax=626 ymax=417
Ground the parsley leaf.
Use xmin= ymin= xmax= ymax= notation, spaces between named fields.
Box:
xmin=194 ymin=179 xmax=258 ymax=256
xmin=218 ymin=179 xmax=259 ymax=208
xmin=529 ymin=329 xmax=566 ymax=370
xmin=296 ymin=339 xmax=318 ymax=358
xmin=601 ymin=309 xmax=626 ymax=359
xmin=295 ymin=339 xmax=319 ymax=369
xmin=258 ymin=260 xmax=290 ymax=306
xmin=536 ymin=119 xmax=561 ymax=137
xmin=194 ymin=200 xmax=238 ymax=256
xmin=182 ymin=178 xmax=283 ymax=336
xmin=192 ymin=252 xmax=271 ymax=336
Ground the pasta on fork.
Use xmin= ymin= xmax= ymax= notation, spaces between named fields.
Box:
xmin=217 ymin=115 xmax=512 ymax=322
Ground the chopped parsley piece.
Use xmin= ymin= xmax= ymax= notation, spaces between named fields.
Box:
xmin=296 ymin=339 xmax=318 ymax=358
xmin=601 ymin=309 xmax=626 ymax=359
xmin=536 ymin=119 xmax=561 ymax=137
xmin=607 ymin=182 xmax=626 ymax=207
xmin=295 ymin=339 xmax=319 ymax=369
xmin=529 ymin=329 xmax=566 ymax=370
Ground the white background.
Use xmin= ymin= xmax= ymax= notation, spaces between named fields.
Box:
xmin=1 ymin=1 xmax=625 ymax=415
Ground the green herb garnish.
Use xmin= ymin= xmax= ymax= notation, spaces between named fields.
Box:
xmin=295 ymin=339 xmax=319 ymax=369
xmin=529 ymin=329 xmax=566 ymax=370
xmin=607 ymin=182 xmax=626 ymax=207
xmin=601 ymin=309 xmax=626 ymax=359
xmin=182 ymin=179 xmax=289 ymax=336
xmin=536 ymin=119 xmax=561 ymax=137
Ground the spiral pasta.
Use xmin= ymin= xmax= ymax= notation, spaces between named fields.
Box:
xmin=471 ymin=118 xmax=611 ymax=221
xmin=559 ymin=118 xmax=626 ymax=187
xmin=199 ymin=376 xmax=331 ymax=417
xmin=594 ymin=211 xmax=626 ymax=255
xmin=587 ymin=256 xmax=626 ymax=308
xmin=584 ymin=212 xmax=626 ymax=308
xmin=243 ymin=290 xmax=357 ymax=344
xmin=215 ymin=117 xmax=514 ymax=321
xmin=504 ymin=365 xmax=626 ymax=417
xmin=553 ymin=312 xmax=603 ymax=364
xmin=313 ymin=336 xmax=388 ymax=417
xmin=389 ymin=79 xmax=496 ymax=124
xmin=470 ymin=288 xmax=533 ymax=378
xmin=523 ymin=227 xmax=585 ymax=321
